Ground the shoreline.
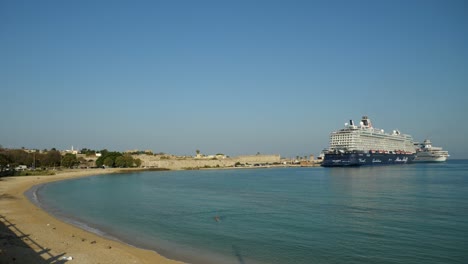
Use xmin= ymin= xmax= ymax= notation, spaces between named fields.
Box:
xmin=1 ymin=166 xmax=319 ymax=264
xmin=0 ymin=168 xmax=184 ymax=264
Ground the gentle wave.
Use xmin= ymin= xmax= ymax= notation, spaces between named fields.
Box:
xmin=35 ymin=163 xmax=468 ymax=264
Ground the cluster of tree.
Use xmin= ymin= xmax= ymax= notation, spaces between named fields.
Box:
xmin=95 ymin=151 xmax=141 ymax=168
xmin=0 ymin=146 xmax=144 ymax=174
xmin=0 ymin=148 xmax=62 ymax=171
xmin=80 ymin=148 xmax=97 ymax=156
xmin=61 ymin=153 xmax=79 ymax=168
xmin=123 ymin=150 xmax=156 ymax=155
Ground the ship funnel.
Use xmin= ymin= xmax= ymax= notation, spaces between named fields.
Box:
xmin=361 ymin=116 xmax=371 ymax=127
xmin=350 ymin=120 xmax=354 ymax=126
xmin=362 ymin=119 xmax=368 ymax=127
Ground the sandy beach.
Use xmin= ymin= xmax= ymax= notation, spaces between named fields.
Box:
xmin=0 ymin=169 xmax=184 ymax=264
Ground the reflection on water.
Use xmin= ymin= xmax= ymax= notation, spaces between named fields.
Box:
xmin=39 ymin=162 xmax=468 ymax=264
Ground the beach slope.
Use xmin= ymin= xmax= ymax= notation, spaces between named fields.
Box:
xmin=0 ymin=169 xmax=183 ymax=264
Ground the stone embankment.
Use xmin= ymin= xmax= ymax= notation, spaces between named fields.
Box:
xmin=133 ymin=154 xmax=282 ymax=170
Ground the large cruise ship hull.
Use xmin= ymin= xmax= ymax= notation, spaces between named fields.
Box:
xmin=321 ymin=152 xmax=416 ymax=167
xmin=413 ymin=156 xmax=447 ymax=163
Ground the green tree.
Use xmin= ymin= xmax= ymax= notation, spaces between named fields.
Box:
xmin=43 ymin=150 xmax=61 ymax=167
xmin=81 ymin=148 xmax=96 ymax=156
xmin=135 ymin=159 xmax=141 ymax=167
xmin=61 ymin=153 xmax=78 ymax=168
xmin=99 ymin=149 xmax=109 ymax=157
xmin=115 ymin=156 xmax=126 ymax=167
xmin=7 ymin=149 xmax=31 ymax=167
xmin=124 ymin=155 xmax=134 ymax=167
xmin=96 ymin=151 xmax=122 ymax=167
xmin=134 ymin=158 xmax=142 ymax=167
xmin=103 ymin=157 xmax=114 ymax=167
xmin=0 ymin=153 xmax=11 ymax=171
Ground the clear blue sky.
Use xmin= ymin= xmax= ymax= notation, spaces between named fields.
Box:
xmin=1 ymin=0 xmax=467 ymax=158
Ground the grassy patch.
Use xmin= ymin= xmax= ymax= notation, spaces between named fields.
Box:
xmin=17 ymin=170 xmax=56 ymax=176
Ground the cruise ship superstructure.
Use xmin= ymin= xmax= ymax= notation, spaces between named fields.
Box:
xmin=322 ymin=116 xmax=416 ymax=166
xmin=413 ymin=139 xmax=449 ymax=162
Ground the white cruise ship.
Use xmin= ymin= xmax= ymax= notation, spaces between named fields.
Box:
xmin=322 ymin=116 xmax=416 ymax=166
xmin=414 ymin=139 xmax=449 ymax=162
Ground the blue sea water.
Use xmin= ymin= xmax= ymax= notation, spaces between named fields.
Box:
xmin=36 ymin=161 xmax=468 ymax=264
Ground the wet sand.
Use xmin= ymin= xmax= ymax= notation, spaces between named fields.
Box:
xmin=0 ymin=169 xmax=184 ymax=264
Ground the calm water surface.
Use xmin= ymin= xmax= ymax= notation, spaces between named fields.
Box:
xmin=37 ymin=161 xmax=468 ymax=264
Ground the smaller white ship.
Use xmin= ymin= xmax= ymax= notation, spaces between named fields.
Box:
xmin=414 ymin=139 xmax=449 ymax=162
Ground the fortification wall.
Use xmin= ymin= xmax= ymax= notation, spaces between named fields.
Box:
xmin=133 ymin=154 xmax=281 ymax=169
xmin=232 ymin=155 xmax=281 ymax=164
xmin=133 ymin=155 xmax=236 ymax=169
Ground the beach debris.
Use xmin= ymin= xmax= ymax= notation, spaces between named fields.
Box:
xmin=90 ymin=240 xmax=96 ymax=244
xmin=108 ymin=246 xmax=112 ymax=249
xmin=61 ymin=256 xmax=73 ymax=261
xmin=81 ymin=238 xmax=86 ymax=242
